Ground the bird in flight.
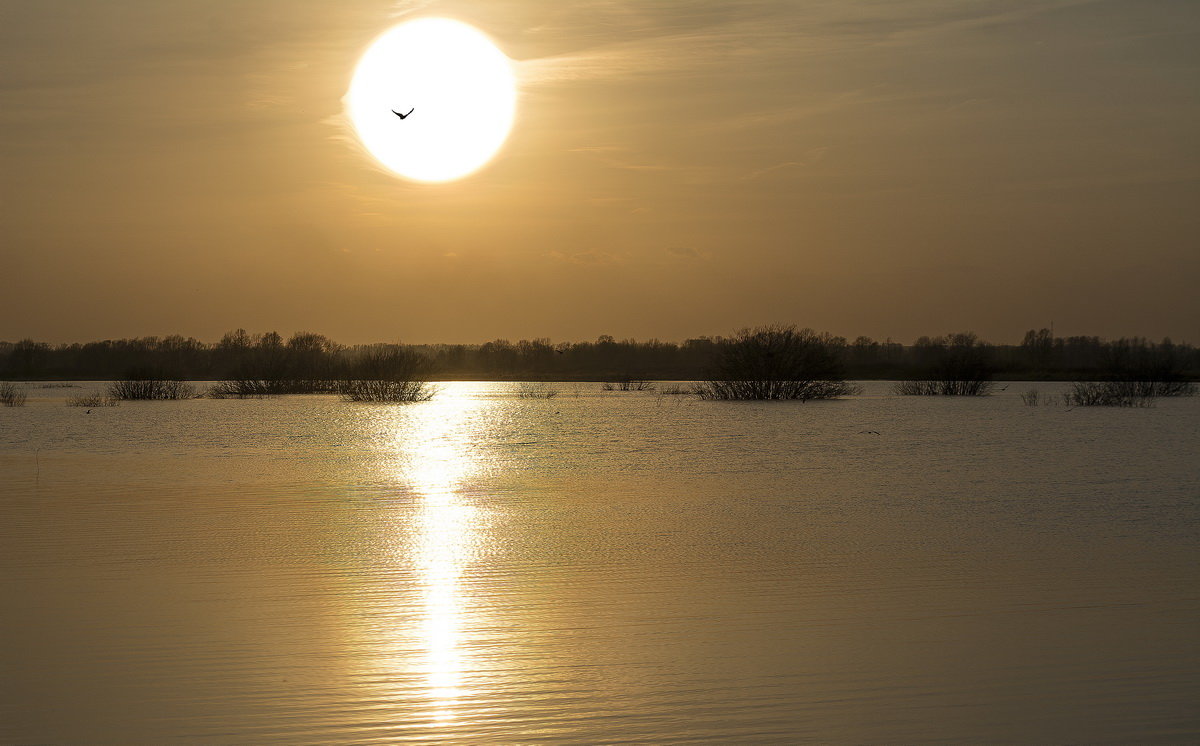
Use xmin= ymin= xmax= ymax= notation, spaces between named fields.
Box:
xmin=393 ymin=108 xmax=415 ymax=120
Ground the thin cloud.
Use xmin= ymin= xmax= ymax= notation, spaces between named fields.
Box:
xmin=741 ymin=161 xmax=805 ymax=181
xmin=665 ymin=246 xmax=708 ymax=261
xmin=516 ymin=0 xmax=1108 ymax=87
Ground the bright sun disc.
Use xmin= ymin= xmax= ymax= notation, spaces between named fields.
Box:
xmin=346 ymin=18 xmax=516 ymax=183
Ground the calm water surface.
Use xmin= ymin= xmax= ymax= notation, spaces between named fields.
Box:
xmin=2 ymin=382 xmax=1198 ymax=743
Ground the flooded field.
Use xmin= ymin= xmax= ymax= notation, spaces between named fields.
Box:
xmin=2 ymin=382 xmax=1198 ymax=743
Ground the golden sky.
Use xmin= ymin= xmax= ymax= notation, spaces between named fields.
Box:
xmin=2 ymin=0 xmax=1197 ymax=344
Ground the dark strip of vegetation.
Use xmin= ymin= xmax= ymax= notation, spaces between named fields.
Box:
xmin=2 ymin=328 xmax=1196 ymax=386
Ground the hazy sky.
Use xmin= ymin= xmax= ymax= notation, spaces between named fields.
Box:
xmin=2 ymin=0 xmax=1197 ymax=344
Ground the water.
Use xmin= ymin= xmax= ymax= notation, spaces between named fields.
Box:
xmin=2 ymin=382 xmax=1198 ymax=743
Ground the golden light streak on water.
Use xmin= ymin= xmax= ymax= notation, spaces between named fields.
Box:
xmin=396 ymin=386 xmax=484 ymax=726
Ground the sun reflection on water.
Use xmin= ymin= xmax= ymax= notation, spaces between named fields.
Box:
xmin=395 ymin=385 xmax=485 ymax=725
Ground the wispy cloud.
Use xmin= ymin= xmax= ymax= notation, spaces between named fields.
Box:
xmin=516 ymin=0 xmax=1108 ymax=87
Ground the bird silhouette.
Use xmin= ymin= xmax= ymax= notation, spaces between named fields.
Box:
xmin=392 ymin=108 xmax=414 ymax=120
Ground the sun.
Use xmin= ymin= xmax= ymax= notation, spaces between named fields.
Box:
xmin=345 ymin=18 xmax=517 ymax=183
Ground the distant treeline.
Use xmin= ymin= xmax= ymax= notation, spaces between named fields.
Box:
xmin=1 ymin=328 xmax=1197 ymax=383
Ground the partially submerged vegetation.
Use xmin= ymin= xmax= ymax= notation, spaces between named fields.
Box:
xmin=698 ymin=325 xmax=860 ymax=401
xmin=66 ymin=392 xmax=119 ymax=407
xmin=207 ymin=379 xmax=282 ymax=399
xmin=893 ymin=333 xmax=996 ymax=396
xmin=658 ymin=383 xmax=700 ymax=396
xmin=339 ymin=347 xmax=435 ymax=403
xmin=1063 ymin=380 xmax=1195 ymax=408
xmin=895 ymin=380 xmax=993 ymax=395
xmin=1058 ymin=340 xmax=1197 ymax=407
xmin=516 ymin=382 xmax=559 ymax=399
xmin=601 ymin=378 xmax=654 ymax=391
xmin=1020 ymin=388 xmax=1059 ymax=407
xmin=0 ymin=382 xmax=26 ymax=407
xmin=1065 ymin=381 xmax=1154 ymax=408
xmin=108 ymin=370 xmax=196 ymax=400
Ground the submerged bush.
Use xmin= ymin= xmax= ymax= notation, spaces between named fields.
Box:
xmin=1020 ymin=388 xmax=1059 ymax=407
xmin=1137 ymin=380 xmax=1196 ymax=397
xmin=109 ymin=379 xmax=195 ymax=400
xmin=698 ymin=325 xmax=859 ymax=401
xmin=601 ymin=378 xmax=654 ymax=391
xmin=658 ymin=383 xmax=701 ymax=396
xmin=700 ymin=378 xmax=858 ymax=401
xmin=339 ymin=347 xmax=435 ymax=403
xmin=1065 ymin=381 xmax=1157 ymax=407
xmin=208 ymin=379 xmax=278 ymax=399
xmin=340 ymin=379 xmax=435 ymax=402
xmin=66 ymin=392 xmax=119 ymax=407
xmin=892 ymin=332 xmax=996 ymax=396
xmin=108 ymin=369 xmax=195 ymax=400
xmin=894 ymin=379 xmax=995 ymax=396
xmin=516 ymin=382 xmax=559 ymax=399
xmin=0 ymin=382 xmax=26 ymax=407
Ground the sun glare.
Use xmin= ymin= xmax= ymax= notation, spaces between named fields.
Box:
xmin=346 ymin=18 xmax=517 ymax=183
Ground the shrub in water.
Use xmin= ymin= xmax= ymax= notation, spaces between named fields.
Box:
xmin=339 ymin=347 xmax=436 ymax=403
xmin=108 ymin=369 xmax=195 ymax=400
xmin=0 ymin=382 xmax=27 ymax=407
xmin=698 ymin=325 xmax=859 ymax=401
xmin=66 ymin=392 xmax=119 ymax=407
xmin=1065 ymin=381 xmax=1156 ymax=408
